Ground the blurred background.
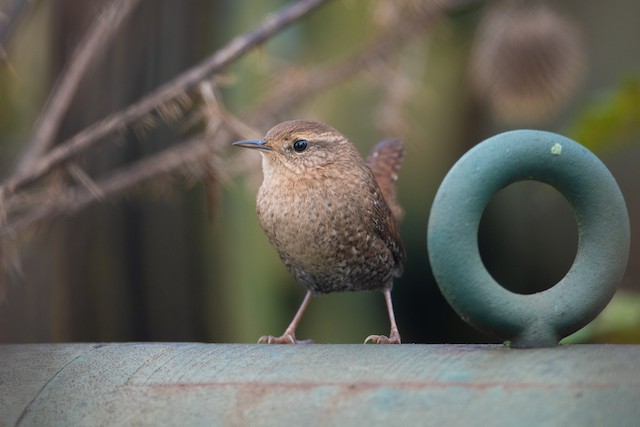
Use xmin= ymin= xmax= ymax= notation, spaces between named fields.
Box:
xmin=0 ymin=0 xmax=638 ymax=344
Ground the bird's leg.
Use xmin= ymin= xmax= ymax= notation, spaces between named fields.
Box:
xmin=258 ymin=290 xmax=314 ymax=344
xmin=365 ymin=288 xmax=402 ymax=344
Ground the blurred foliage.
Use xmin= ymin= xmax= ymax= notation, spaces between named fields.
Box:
xmin=562 ymin=291 xmax=640 ymax=344
xmin=570 ymin=75 xmax=640 ymax=151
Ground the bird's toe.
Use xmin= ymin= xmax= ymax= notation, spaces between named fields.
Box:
xmin=257 ymin=334 xmax=313 ymax=344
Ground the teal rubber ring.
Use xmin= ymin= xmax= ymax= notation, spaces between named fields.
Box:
xmin=427 ymin=130 xmax=630 ymax=347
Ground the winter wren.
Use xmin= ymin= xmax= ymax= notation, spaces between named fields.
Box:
xmin=233 ymin=120 xmax=405 ymax=344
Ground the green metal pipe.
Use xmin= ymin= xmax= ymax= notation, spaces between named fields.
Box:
xmin=2 ymin=343 xmax=639 ymax=426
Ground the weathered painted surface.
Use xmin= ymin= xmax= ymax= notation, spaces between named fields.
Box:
xmin=1 ymin=343 xmax=639 ymax=426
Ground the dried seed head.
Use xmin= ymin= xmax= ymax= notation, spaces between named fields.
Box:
xmin=470 ymin=2 xmax=585 ymax=123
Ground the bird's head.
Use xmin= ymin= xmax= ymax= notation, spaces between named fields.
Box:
xmin=233 ymin=120 xmax=360 ymax=176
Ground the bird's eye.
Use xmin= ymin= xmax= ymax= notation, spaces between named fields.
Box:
xmin=293 ymin=139 xmax=308 ymax=153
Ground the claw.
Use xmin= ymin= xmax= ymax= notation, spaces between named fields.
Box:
xmin=364 ymin=328 xmax=402 ymax=344
xmin=257 ymin=333 xmax=313 ymax=344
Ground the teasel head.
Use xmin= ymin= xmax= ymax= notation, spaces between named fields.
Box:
xmin=469 ymin=1 xmax=585 ymax=123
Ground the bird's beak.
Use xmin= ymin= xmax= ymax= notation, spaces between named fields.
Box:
xmin=232 ymin=139 xmax=272 ymax=151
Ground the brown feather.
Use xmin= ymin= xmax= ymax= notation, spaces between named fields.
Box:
xmin=366 ymin=139 xmax=405 ymax=222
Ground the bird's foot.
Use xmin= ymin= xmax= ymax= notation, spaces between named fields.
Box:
xmin=364 ymin=328 xmax=401 ymax=344
xmin=257 ymin=333 xmax=313 ymax=344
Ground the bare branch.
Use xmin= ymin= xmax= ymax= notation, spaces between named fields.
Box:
xmin=0 ymin=134 xmax=214 ymax=239
xmin=199 ymin=80 xmax=262 ymax=141
xmin=66 ymin=163 xmax=106 ymax=202
xmin=0 ymin=80 xmax=265 ymax=238
xmin=248 ymin=0 xmax=444 ymax=128
xmin=17 ymin=0 xmax=142 ymax=172
xmin=1 ymin=0 xmax=331 ymax=195
xmin=0 ymin=0 xmax=484 ymax=239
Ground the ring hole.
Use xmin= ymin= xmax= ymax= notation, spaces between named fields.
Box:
xmin=478 ymin=181 xmax=578 ymax=295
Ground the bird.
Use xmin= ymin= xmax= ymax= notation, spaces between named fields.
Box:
xmin=232 ymin=119 xmax=405 ymax=344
